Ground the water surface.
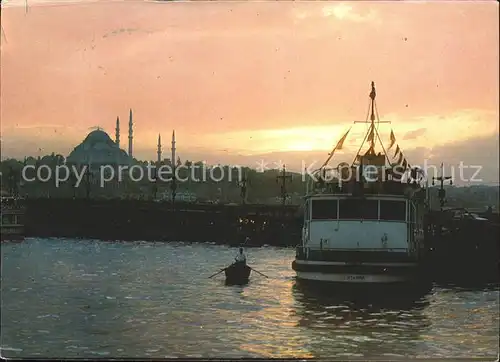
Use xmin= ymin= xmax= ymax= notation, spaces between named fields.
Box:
xmin=2 ymin=238 xmax=498 ymax=358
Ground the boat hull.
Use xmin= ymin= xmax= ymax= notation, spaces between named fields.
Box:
xmin=295 ymin=271 xmax=410 ymax=283
xmin=293 ymin=278 xmax=432 ymax=303
xmin=225 ymin=263 xmax=251 ymax=285
xmin=292 ymin=258 xmax=428 ymax=288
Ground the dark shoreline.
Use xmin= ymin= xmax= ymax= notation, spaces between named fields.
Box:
xmin=24 ymin=198 xmax=303 ymax=246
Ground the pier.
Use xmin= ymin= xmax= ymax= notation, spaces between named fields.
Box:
xmin=24 ymin=198 xmax=303 ymax=246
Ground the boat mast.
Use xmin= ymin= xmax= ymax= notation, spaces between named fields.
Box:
xmin=352 ymin=82 xmax=391 ymax=165
xmin=369 ymin=81 xmax=376 ymax=151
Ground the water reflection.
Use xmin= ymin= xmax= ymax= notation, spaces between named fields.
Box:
xmin=435 ymin=282 xmax=500 ymax=293
xmin=290 ymin=281 xmax=432 ymax=358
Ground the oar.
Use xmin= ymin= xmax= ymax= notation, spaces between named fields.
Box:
xmin=249 ymin=266 xmax=269 ymax=278
xmin=208 ymin=268 xmax=226 ymax=279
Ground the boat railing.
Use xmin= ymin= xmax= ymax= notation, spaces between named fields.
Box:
xmin=306 ymin=178 xmax=425 ymax=198
xmin=295 ymin=246 xmax=416 ymax=262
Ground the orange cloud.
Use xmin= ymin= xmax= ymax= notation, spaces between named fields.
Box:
xmin=0 ymin=0 xmax=498 ymax=176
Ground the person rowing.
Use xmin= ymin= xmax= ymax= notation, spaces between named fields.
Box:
xmin=234 ymin=247 xmax=246 ymax=265
xmin=209 ymin=247 xmax=269 ymax=280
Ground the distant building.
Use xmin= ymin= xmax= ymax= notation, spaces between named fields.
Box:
xmin=63 ymin=113 xmax=178 ymax=198
xmin=66 ymin=128 xmax=132 ymax=167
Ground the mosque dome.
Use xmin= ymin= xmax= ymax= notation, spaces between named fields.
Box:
xmin=66 ymin=129 xmax=132 ymax=166
xmin=83 ymin=129 xmax=115 ymax=146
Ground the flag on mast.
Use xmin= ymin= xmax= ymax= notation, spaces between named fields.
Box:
xmin=321 ymin=127 xmax=351 ymax=168
xmin=395 ymin=152 xmax=404 ymax=166
xmin=402 ymin=159 xmax=409 ymax=170
xmin=367 ymin=124 xmax=375 ymax=144
xmin=335 ymin=127 xmax=351 ymax=150
xmin=388 ymin=130 xmax=396 ymax=149
xmin=393 ymin=145 xmax=401 ymax=159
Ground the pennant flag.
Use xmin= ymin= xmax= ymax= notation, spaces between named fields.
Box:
xmin=321 ymin=127 xmax=351 ymax=168
xmin=367 ymin=124 xmax=375 ymax=143
xmin=365 ymin=144 xmax=375 ymax=155
xmin=393 ymin=145 xmax=401 ymax=159
xmin=402 ymin=159 xmax=408 ymax=170
xmin=335 ymin=127 xmax=351 ymax=150
xmin=395 ymin=152 xmax=404 ymax=166
xmin=388 ymin=130 xmax=396 ymax=149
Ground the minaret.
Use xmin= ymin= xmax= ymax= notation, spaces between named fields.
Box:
xmin=157 ymin=134 xmax=162 ymax=163
xmin=115 ymin=116 xmax=120 ymax=147
xmin=128 ymin=109 xmax=133 ymax=157
xmin=171 ymin=130 xmax=176 ymax=166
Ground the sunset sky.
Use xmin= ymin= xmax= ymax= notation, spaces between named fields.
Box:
xmin=1 ymin=0 xmax=498 ymax=183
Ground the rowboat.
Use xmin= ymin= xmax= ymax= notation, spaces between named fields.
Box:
xmin=224 ymin=262 xmax=251 ymax=285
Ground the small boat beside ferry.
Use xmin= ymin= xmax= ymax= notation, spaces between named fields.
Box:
xmin=224 ymin=262 xmax=252 ymax=285
xmin=292 ymin=82 xmax=429 ymax=287
xmin=209 ymin=247 xmax=268 ymax=285
xmin=1 ymin=194 xmax=25 ymax=242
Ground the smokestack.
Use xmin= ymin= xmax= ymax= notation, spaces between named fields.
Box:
xmin=128 ymin=109 xmax=133 ymax=157
xmin=115 ymin=116 xmax=120 ymax=147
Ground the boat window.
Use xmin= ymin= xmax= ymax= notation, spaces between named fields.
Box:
xmin=311 ymin=199 xmax=338 ymax=220
xmin=338 ymin=199 xmax=378 ymax=219
xmin=339 ymin=199 xmax=361 ymax=219
xmin=379 ymin=200 xmax=406 ymax=221
xmin=362 ymin=200 xmax=378 ymax=219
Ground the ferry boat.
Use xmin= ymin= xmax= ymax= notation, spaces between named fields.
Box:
xmin=292 ymin=82 xmax=429 ymax=286
xmin=1 ymin=194 xmax=25 ymax=242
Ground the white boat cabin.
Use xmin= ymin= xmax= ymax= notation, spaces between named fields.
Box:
xmin=298 ymin=81 xmax=428 ymax=259
xmin=302 ymin=194 xmax=425 ymax=255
